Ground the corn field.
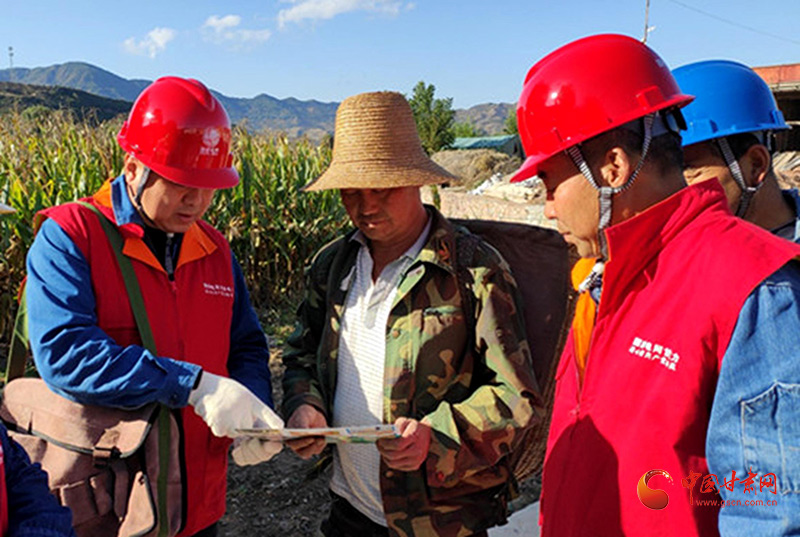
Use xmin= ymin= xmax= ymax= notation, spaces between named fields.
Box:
xmin=0 ymin=109 xmax=347 ymax=347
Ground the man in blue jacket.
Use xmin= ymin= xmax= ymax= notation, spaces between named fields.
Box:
xmin=24 ymin=77 xmax=282 ymax=537
xmin=0 ymin=423 xmax=76 ymax=536
xmin=2 ymin=204 xmax=75 ymax=537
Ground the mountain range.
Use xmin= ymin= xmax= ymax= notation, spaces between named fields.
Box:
xmin=0 ymin=62 xmax=513 ymax=139
xmin=0 ymin=81 xmax=131 ymax=122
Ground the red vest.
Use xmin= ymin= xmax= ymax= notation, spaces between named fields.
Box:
xmin=0 ymin=441 xmax=8 ymax=536
xmin=542 ymin=181 xmax=800 ymax=537
xmin=43 ymin=181 xmax=234 ymax=536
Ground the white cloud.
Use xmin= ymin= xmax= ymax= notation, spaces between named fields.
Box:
xmin=277 ymin=0 xmax=412 ymax=28
xmin=202 ymin=15 xmax=272 ymax=47
xmin=123 ymin=27 xmax=176 ymax=59
xmin=204 ymin=14 xmax=242 ymax=33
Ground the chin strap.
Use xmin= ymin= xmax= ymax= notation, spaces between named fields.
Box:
xmin=128 ymin=165 xmax=156 ymax=226
xmin=717 ymin=136 xmax=765 ymax=219
xmin=134 ymin=166 xmax=151 ymax=207
xmin=566 ymin=114 xmax=656 ymax=259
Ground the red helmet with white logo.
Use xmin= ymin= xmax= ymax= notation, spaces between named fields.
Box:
xmin=510 ymin=34 xmax=693 ymax=183
xmin=118 ymin=76 xmax=239 ymax=189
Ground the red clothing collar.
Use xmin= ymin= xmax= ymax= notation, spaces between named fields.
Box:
xmin=602 ymin=180 xmax=730 ymax=307
xmin=91 ymin=179 xmax=218 ymax=273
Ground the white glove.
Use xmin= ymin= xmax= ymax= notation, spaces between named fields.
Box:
xmin=188 ymin=372 xmax=284 ymax=438
xmin=231 ymin=437 xmax=283 ymax=466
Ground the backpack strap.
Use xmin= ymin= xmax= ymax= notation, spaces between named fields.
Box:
xmin=5 ymin=287 xmax=29 ymax=383
xmin=5 ymin=203 xmax=157 ymax=382
xmin=454 ymin=231 xmax=480 ymax=353
xmin=75 ymin=202 xmax=171 ymax=537
xmin=76 ymin=202 xmax=156 ymax=352
xmin=453 ymin=230 xmax=517 ymax=510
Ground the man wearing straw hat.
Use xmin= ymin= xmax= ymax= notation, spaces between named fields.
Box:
xmin=280 ymin=91 xmax=540 ymax=537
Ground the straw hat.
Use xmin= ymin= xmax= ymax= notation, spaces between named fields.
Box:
xmin=0 ymin=202 xmax=15 ymax=215
xmin=303 ymin=91 xmax=456 ymax=191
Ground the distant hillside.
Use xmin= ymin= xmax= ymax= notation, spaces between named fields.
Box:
xmin=0 ymin=62 xmax=149 ymax=102
xmin=0 ymin=62 xmax=338 ymax=139
xmin=0 ymin=62 xmax=513 ymax=139
xmin=217 ymin=93 xmax=337 ymax=140
xmin=455 ymin=102 xmax=515 ymax=136
xmin=0 ymin=81 xmax=131 ymax=122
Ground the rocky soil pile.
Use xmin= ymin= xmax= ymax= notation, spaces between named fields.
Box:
xmin=775 ymin=151 xmax=800 ymax=188
xmin=432 ymin=149 xmax=523 ymax=190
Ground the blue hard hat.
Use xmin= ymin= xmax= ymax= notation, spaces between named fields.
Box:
xmin=672 ymin=60 xmax=788 ymax=147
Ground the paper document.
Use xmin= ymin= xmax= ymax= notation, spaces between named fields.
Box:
xmin=235 ymin=424 xmax=399 ymax=444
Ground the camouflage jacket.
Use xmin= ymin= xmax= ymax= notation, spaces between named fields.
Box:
xmin=282 ymin=206 xmax=541 ymax=537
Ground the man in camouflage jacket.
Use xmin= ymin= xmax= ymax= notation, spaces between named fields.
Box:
xmin=281 ymin=91 xmax=540 ymax=537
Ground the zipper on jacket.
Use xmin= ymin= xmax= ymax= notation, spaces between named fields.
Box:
xmin=165 ymin=233 xmax=175 ymax=280
xmin=169 ymin=279 xmax=184 ymax=359
xmin=574 ymin=270 xmax=605 ymax=416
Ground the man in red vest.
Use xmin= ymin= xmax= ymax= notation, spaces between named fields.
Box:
xmin=25 ymin=77 xmax=283 ymax=537
xmin=510 ymin=35 xmax=800 ymax=536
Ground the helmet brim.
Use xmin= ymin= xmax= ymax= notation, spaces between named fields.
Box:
xmin=148 ymin=160 xmax=240 ymax=190
xmin=511 ymin=92 xmax=693 ymax=184
xmin=509 ymin=156 xmax=541 ymax=183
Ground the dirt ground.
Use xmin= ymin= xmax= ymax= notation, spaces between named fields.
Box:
xmin=219 ymin=348 xmax=542 ymax=536
xmin=222 ymin=453 xmax=541 ymax=537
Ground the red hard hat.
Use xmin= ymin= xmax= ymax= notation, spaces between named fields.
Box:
xmin=510 ymin=34 xmax=693 ymax=183
xmin=118 ymin=76 xmax=239 ymax=189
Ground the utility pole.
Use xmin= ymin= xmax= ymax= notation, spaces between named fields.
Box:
xmin=7 ymin=46 xmax=13 ymax=81
xmin=643 ymin=0 xmax=651 ymax=43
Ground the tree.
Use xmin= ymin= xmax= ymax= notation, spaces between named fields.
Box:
xmin=503 ymin=108 xmax=518 ymax=135
xmin=451 ymin=121 xmax=482 ymax=138
xmin=407 ymin=81 xmax=455 ymax=154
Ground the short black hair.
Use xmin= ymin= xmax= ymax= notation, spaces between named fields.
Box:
xmin=581 ymin=121 xmax=684 ymax=178
xmin=700 ymin=132 xmax=771 ymax=165
xmin=723 ymin=132 xmax=762 ymax=161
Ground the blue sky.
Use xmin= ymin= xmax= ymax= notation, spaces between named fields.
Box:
xmin=3 ymin=0 xmax=800 ymax=108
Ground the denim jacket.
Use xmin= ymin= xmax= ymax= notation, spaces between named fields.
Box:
xmin=784 ymin=188 xmax=800 ymax=243
xmin=706 ymin=262 xmax=800 ymax=536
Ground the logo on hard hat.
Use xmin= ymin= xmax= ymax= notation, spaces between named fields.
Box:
xmin=201 ymin=127 xmax=221 ymax=156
